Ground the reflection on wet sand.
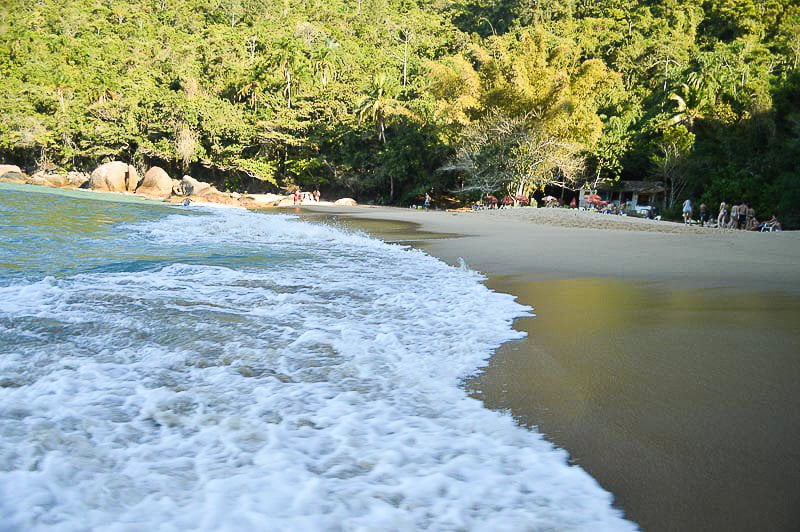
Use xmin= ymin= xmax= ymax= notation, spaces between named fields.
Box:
xmin=469 ymin=277 xmax=800 ymax=531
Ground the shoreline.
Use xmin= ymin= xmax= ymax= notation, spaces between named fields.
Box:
xmin=300 ymin=203 xmax=800 ymax=531
xmin=300 ymin=204 xmax=800 ymax=293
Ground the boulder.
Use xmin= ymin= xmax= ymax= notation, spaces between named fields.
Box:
xmin=180 ymin=175 xmax=215 ymax=197
xmin=88 ymin=161 xmax=140 ymax=193
xmin=202 ymin=192 xmax=240 ymax=206
xmin=136 ymin=166 xmax=173 ymax=197
xmin=65 ymin=172 xmax=90 ymax=188
xmin=334 ymin=198 xmax=358 ymax=206
xmin=42 ymin=173 xmax=67 ymax=187
xmin=171 ymin=179 xmax=183 ymax=195
xmin=0 ymin=171 xmax=26 ymax=183
xmin=27 ymin=171 xmax=66 ymax=187
xmin=0 ymin=164 xmax=22 ymax=175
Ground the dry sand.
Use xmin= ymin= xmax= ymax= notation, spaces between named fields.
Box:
xmin=302 ymin=205 xmax=800 ymax=292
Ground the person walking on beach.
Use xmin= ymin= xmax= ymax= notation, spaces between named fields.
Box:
xmin=682 ymin=198 xmax=693 ymax=224
xmin=424 ymin=193 xmax=431 ymax=211
xmin=718 ymin=201 xmax=727 ymax=227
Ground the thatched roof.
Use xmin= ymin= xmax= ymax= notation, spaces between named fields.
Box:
xmin=593 ymin=180 xmax=666 ymax=193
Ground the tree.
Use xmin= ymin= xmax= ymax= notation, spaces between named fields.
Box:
xmin=651 ymin=125 xmax=695 ymax=210
xmin=267 ymin=37 xmax=308 ymax=108
xmin=444 ymin=110 xmax=585 ymax=200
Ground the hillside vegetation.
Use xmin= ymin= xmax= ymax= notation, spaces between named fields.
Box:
xmin=1 ymin=0 xmax=798 ymax=224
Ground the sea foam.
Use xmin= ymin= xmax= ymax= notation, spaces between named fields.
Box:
xmin=0 ymin=207 xmax=634 ymax=530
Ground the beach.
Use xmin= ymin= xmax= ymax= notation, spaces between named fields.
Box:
xmin=302 ymin=205 xmax=800 ymax=531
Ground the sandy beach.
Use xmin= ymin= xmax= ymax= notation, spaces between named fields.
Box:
xmin=301 ymin=205 xmax=800 ymax=291
xmin=302 ymin=204 xmax=800 ymax=531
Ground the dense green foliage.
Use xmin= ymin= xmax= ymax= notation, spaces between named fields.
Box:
xmin=0 ymin=0 xmax=798 ymax=225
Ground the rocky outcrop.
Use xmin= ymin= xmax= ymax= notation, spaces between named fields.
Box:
xmin=88 ymin=161 xmax=140 ymax=193
xmin=33 ymin=173 xmax=67 ymax=187
xmin=201 ymin=192 xmax=240 ymax=206
xmin=0 ymin=171 xmax=26 ymax=183
xmin=66 ymin=172 xmax=90 ymax=188
xmin=334 ymin=198 xmax=358 ymax=206
xmin=136 ymin=167 xmax=173 ymax=197
xmin=0 ymin=164 xmax=22 ymax=176
xmin=179 ymin=175 xmax=216 ymax=197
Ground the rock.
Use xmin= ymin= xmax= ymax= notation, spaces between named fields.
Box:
xmin=334 ymin=198 xmax=358 ymax=206
xmin=66 ymin=172 xmax=90 ymax=188
xmin=180 ymin=175 xmax=215 ymax=197
xmin=0 ymin=171 xmax=26 ymax=183
xmin=171 ymin=179 xmax=182 ymax=195
xmin=88 ymin=161 xmax=140 ymax=193
xmin=202 ymin=192 xmax=239 ymax=206
xmin=26 ymin=176 xmax=47 ymax=186
xmin=0 ymin=164 xmax=22 ymax=175
xmin=42 ymin=173 xmax=67 ymax=187
xmin=136 ymin=167 xmax=173 ymax=197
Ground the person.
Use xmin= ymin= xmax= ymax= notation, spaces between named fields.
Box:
xmin=424 ymin=192 xmax=431 ymax=211
xmin=717 ymin=201 xmax=727 ymax=228
xmin=738 ymin=202 xmax=748 ymax=229
xmin=682 ymin=198 xmax=693 ymax=224
xmin=746 ymin=204 xmax=756 ymax=230
xmin=761 ymin=214 xmax=782 ymax=231
xmin=183 ymin=198 xmax=191 ymax=207
xmin=313 ymin=188 xmax=321 ymax=202
xmin=728 ymin=203 xmax=739 ymax=229
xmin=699 ymin=203 xmax=708 ymax=226
xmin=570 ymin=197 xmax=577 ymax=208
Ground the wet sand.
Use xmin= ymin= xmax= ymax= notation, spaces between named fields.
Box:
xmin=302 ymin=205 xmax=800 ymax=531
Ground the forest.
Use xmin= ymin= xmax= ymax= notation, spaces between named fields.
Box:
xmin=0 ymin=0 xmax=798 ymax=225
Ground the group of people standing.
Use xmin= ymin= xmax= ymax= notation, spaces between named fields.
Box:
xmin=716 ymin=201 xmax=758 ymax=230
xmin=683 ymin=199 xmax=781 ymax=230
xmin=292 ymin=188 xmax=321 ymax=205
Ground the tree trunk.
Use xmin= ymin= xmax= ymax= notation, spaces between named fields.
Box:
xmin=286 ymin=71 xmax=292 ymax=108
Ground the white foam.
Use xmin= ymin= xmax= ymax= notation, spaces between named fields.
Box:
xmin=0 ymin=208 xmax=634 ymax=530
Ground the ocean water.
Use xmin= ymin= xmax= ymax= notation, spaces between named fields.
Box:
xmin=0 ymin=183 xmax=633 ymax=530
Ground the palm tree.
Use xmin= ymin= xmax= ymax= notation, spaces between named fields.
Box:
xmin=355 ymin=73 xmax=413 ymax=143
xmin=268 ymin=37 xmax=307 ymax=108
xmin=667 ymin=82 xmax=709 ymax=130
xmin=311 ymin=39 xmax=342 ymax=89
xmin=354 ymin=73 xmax=414 ymax=200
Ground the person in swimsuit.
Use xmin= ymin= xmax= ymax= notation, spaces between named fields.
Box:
xmin=717 ymin=202 xmax=727 ymax=228
xmin=728 ymin=203 xmax=739 ymax=229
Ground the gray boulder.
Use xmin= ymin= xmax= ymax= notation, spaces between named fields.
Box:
xmin=88 ymin=161 xmax=140 ymax=193
xmin=66 ymin=172 xmax=90 ymax=188
xmin=180 ymin=175 xmax=215 ymax=197
xmin=136 ymin=167 xmax=173 ymax=197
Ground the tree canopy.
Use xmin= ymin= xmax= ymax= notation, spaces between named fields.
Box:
xmin=0 ymin=0 xmax=798 ymax=225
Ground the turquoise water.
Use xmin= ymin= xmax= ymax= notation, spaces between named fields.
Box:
xmin=0 ymin=183 xmax=633 ymax=530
